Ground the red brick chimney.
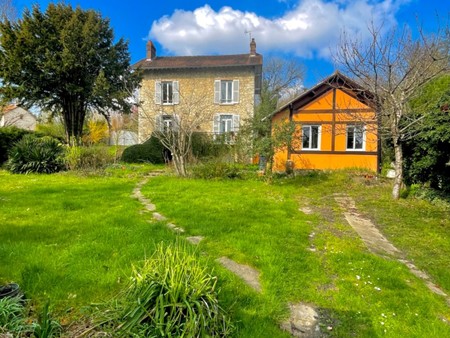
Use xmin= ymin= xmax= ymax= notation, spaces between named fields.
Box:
xmin=146 ymin=41 xmax=156 ymax=60
xmin=250 ymin=38 xmax=256 ymax=56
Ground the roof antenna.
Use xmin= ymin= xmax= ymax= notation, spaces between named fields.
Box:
xmin=244 ymin=30 xmax=252 ymax=42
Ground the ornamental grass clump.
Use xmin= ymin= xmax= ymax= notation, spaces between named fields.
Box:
xmin=6 ymin=134 xmax=65 ymax=174
xmin=0 ymin=296 xmax=28 ymax=334
xmin=116 ymin=242 xmax=233 ymax=337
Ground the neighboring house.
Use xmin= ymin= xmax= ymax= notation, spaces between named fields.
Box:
xmin=110 ymin=130 xmax=138 ymax=146
xmin=271 ymin=72 xmax=380 ymax=172
xmin=133 ymin=39 xmax=263 ymax=143
xmin=0 ymin=105 xmax=36 ymax=130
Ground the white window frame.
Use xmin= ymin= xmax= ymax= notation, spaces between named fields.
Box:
xmin=213 ymin=113 xmax=240 ymax=135
xmin=162 ymin=115 xmax=173 ymax=133
xmin=214 ymin=80 xmax=239 ymax=104
xmin=155 ymin=114 xmax=180 ymax=133
xmin=301 ymin=125 xmax=321 ymax=150
xmin=155 ymin=80 xmax=179 ymax=105
xmin=346 ymin=125 xmax=365 ymax=151
xmin=219 ymin=114 xmax=233 ymax=134
xmin=162 ymin=81 xmax=173 ymax=104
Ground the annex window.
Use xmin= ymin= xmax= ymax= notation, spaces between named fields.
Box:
xmin=214 ymin=80 xmax=239 ymax=104
xmin=346 ymin=125 xmax=365 ymax=150
xmin=155 ymin=80 xmax=179 ymax=105
xmin=302 ymin=125 xmax=320 ymax=150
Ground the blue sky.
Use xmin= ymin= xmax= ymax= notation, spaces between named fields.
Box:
xmin=14 ymin=0 xmax=449 ymax=87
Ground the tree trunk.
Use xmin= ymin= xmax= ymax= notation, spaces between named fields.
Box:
xmin=172 ymin=153 xmax=187 ymax=177
xmin=392 ymin=140 xmax=403 ymax=200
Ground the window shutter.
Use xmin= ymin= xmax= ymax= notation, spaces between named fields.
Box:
xmin=173 ymin=114 xmax=180 ymax=132
xmin=155 ymin=114 xmax=163 ymax=133
xmin=232 ymin=80 xmax=239 ymax=103
xmin=232 ymin=114 xmax=240 ymax=133
xmin=155 ymin=81 xmax=162 ymax=104
xmin=213 ymin=114 xmax=220 ymax=134
xmin=173 ymin=81 xmax=179 ymax=104
xmin=214 ymin=80 xmax=220 ymax=104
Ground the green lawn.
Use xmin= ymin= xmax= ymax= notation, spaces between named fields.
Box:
xmin=0 ymin=165 xmax=174 ymax=322
xmin=1 ymin=168 xmax=449 ymax=337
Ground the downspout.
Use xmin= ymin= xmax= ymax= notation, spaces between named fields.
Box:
xmin=376 ymin=106 xmax=382 ymax=174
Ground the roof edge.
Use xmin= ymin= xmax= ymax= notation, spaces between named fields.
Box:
xmin=266 ymin=71 xmax=375 ymax=120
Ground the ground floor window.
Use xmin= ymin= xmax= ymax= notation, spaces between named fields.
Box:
xmin=213 ymin=113 xmax=240 ymax=143
xmin=156 ymin=114 xmax=178 ymax=133
xmin=219 ymin=114 xmax=233 ymax=133
xmin=302 ymin=125 xmax=320 ymax=150
xmin=346 ymin=125 xmax=365 ymax=150
xmin=213 ymin=114 xmax=240 ymax=134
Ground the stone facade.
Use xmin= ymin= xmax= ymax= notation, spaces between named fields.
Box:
xmin=133 ymin=40 xmax=262 ymax=143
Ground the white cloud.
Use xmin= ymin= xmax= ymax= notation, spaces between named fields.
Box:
xmin=149 ymin=0 xmax=407 ymax=58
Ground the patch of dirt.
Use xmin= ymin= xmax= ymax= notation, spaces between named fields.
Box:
xmin=62 ymin=319 xmax=112 ymax=338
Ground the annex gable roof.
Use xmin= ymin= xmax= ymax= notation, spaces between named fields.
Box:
xmin=269 ymin=71 xmax=375 ymax=119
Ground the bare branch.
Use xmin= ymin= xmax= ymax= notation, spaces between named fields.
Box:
xmin=333 ymin=20 xmax=449 ymax=199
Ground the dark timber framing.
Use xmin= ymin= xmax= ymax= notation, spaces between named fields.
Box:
xmin=270 ymin=71 xmax=380 ymax=171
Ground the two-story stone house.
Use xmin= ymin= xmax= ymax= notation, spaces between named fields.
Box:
xmin=133 ymin=39 xmax=263 ymax=143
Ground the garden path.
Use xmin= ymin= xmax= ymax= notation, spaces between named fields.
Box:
xmin=132 ymin=171 xmax=185 ymax=234
xmin=132 ymin=174 xmax=330 ymax=337
xmin=132 ymin=173 xmax=261 ymax=292
xmin=333 ymin=194 xmax=449 ymax=302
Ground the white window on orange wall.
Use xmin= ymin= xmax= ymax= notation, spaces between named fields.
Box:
xmin=302 ymin=125 xmax=321 ymax=150
xmin=346 ymin=125 xmax=365 ymax=150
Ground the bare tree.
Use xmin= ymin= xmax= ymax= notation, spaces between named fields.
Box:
xmin=263 ymin=57 xmax=306 ymax=106
xmin=251 ymin=57 xmax=305 ymax=170
xmin=138 ymin=84 xmax=212 ymax=177
xmin=0 ymin=0 xmax=16 ymax=22
xmin=334 ymin=22 xmax=449 ymax=199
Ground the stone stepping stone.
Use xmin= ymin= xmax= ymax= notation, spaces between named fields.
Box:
xmin=167 ymin=223 xmax=185 ymax=233
xmin=186 ymin=236 xmax=204 ymax=245
xmin=216 ymin=257 xmax=261 ymax=292
xmin=143 ymin=202 xmax=156 ymax=211
xmin=299 ymin=207 xmax=314 ymax=215
xmin=398 ymin=259 xmax=448 ymax=297
xmin=335 ymin=196 xmax=399 ymax=256
xmin=280 ymin=303 xmax=321 ymax=337
xmin=152 ymin=212 xmax=167 ymax=221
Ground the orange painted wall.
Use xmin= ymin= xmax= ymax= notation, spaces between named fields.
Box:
xmin=272 ymin=88 xmax=379 ymax=172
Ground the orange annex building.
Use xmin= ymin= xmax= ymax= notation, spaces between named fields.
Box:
xmin=271 ymin=72 xmax=380 ymax=173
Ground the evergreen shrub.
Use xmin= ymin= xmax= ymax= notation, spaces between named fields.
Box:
xmin=7 ymin=134 xmax=65 ymax=174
